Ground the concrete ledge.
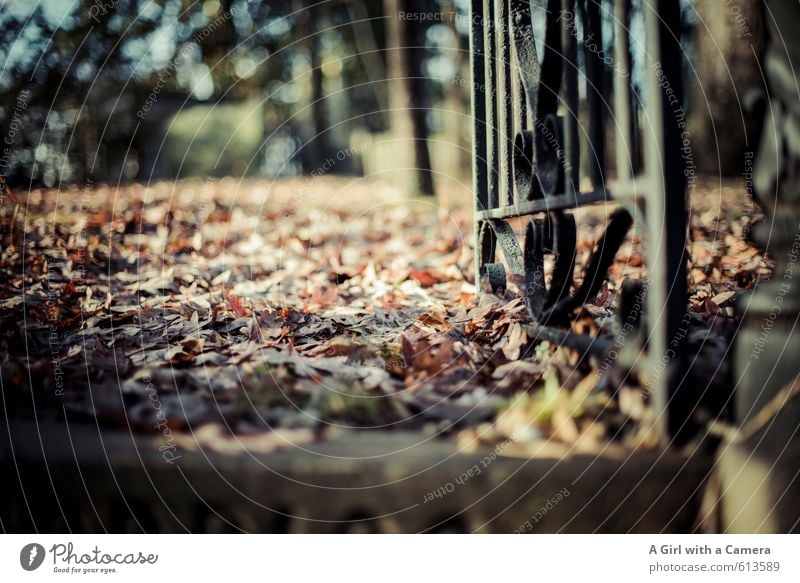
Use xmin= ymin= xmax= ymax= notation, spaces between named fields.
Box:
xmin=0 ymin=421 xmax=712 ymax=533
xmin=707 ymin=397 xmax=800 ymax=533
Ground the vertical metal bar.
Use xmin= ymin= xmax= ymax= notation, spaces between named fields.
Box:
xmin=659 ymin=0 xmax=690 ymax=445
xmin=613 ymin=0 xmax=634 ymax=182
xmin=644 ymin=0 xmax=689 ymax=445
xmin=471 ymin=0 xmax=489 ymax=287
xmin=470 ymin=0 xmax=488 ymax=214
xmin=584 ymin=0 xmax=606 ymax=189
xmin=561 ymin=0 xmax=580 ymax=198
xmin=482 ymin=0 xmax=499 ymax=209
xmin=509 ymin=6 xmax=528 ymax=207
xmin=495 ymin=0 xmax=514 ymax=206
xmin=512 ymin=43 xmax=529 ymax=131
xmin=643 ymin=0 xmax=668 ymax=446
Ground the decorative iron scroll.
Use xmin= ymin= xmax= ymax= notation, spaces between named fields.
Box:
xmin=475 ymin=0 xmax=634 ymax=332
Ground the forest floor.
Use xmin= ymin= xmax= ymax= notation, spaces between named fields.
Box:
xmin=0 ymin=176 xmax=768 ymax=455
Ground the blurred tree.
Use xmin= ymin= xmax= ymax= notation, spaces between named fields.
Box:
xmin=345 ymin=0 xmax=390 ymax=131
xmin=384 ymin=0 xmax=435 ymax=196
xmin=294 ymin=0 xmax=330 ymax=169
xmin=0 ymin=1 xmax=323 ymax=183
xmin=0 ymin=0 xmax=460 ymax=187
xmin=0 ymin=0 xmax=171 ymax=184
xmin=688 ymin=0 xmax=764 ymax=175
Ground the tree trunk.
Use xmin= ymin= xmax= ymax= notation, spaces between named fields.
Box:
xmin=296 ymin=0 xmax=330 ymax=171
xmin=689 ymin=0 xmax=764 ymax=175
xmin=384 ymin=0 xmax=436 ymax=195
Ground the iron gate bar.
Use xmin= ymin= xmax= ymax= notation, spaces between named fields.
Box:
xmin=510 ymin=0 xmax=537 ymax=202
xmin=561 ymin=0 xmax=580 ymax=199
xmin=613 ymin=0 xmax=637 ymax=181
xmin=496 ymin=0 xmax=515 ymax=207
xmin=470 ymin=0 xmax=489 ymax=285
xmin=475 ymin=188 xmax=610 ymax=220
xmin=583 ymin=0 xmax=607 ymax=188
xmin=482 ymin=0 xmax=499 ymax=209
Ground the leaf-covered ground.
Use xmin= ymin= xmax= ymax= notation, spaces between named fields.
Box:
xmin=0 ymin=177 xmax=768 ymax=453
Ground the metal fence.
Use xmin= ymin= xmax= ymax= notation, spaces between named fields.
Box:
xmin=469 ymin=0 xmax=693 ymax=444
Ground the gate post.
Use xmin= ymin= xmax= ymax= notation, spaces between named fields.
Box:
xmin=735 ymin=0 xmax=800 ymax=426
xmin=642 ymin=0 xmax=692 ymax=444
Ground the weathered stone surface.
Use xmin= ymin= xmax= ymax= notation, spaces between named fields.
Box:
xmin=0 ymin=422 xmax=713 ymax=533
xmin=708 ymin=396 xmax=800 ymax=533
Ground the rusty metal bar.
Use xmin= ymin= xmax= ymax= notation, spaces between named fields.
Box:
xmin=583 ymin=0 xmax=606 ymax=189
xmin=613 ymin=0 xmax=634 ymax=182
xmin=475 ymin=188 xmax=610 ymax=220
xmin=470 ymin=0 xmax=489 ymax=285
xmin=509 ymin=0 xmax=530 ymax=206
xmin=495 ymin=0 xmax=514 ymax=206
xmin=561 ymin=0 xmax=580 ymax=199
xmin=482 ymin=0 xmax=499 ymax=209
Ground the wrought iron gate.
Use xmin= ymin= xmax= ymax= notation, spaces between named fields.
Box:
xmin=469 ymin=0 xmax=693 ymax=444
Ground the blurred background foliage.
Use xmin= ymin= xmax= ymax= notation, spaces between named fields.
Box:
xmin=0 ymin=0 xmax=762 ymax=192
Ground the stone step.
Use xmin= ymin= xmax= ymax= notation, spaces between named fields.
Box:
xmin=0 ymin=421 xmax=712 ymax=533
